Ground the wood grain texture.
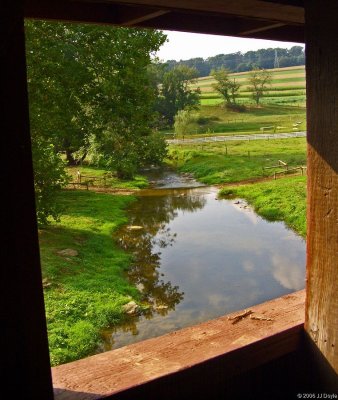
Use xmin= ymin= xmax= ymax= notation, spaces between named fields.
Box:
xmin=53 ymin=291 xmax=305 ymax=399
xmin=305 ymin=0 xmax=338 ymax=374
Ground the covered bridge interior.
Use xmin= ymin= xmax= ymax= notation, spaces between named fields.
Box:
xmin=2 ymin=0 xmax=337 ymax=398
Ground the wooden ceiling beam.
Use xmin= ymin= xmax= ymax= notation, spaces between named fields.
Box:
xmin=24 ymin=0 xmax=120 ymax=24
xmin=106 ymin=0 xmax=304 ymax=24
xmin=136 ymin=12 xmax=304 ymax=43
xmin=240 ymin=22 xmax=286 ymax=36
xmin=117 ymin=6 xmax=169 ymax=26
xmin=24 ymin=1 xmax=304 ymax=43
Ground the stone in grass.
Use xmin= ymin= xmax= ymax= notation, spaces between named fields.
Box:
xmin=122 ymin=301 xmax=140 ymax=315
xmin=57 ymin=248 xmax=79 ymax=257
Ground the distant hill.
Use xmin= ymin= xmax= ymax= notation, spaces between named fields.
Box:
xmin=164 ymin=46 xmax=305 ymax=77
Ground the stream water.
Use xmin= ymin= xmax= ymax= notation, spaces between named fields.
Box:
xmin=101 ymin=169 xmax=306 ymax=351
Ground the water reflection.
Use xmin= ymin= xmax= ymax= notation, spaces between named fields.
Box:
xmin=103 ymin=186 xmax=306 ymax=350
xmin=117 ymin=191 xmax=207 ymax=316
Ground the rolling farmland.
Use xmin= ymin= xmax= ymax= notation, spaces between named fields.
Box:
xmin=190 ymin=65 xmax=306 ymax=107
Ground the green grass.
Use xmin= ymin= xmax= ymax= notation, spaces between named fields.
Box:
xmin=219 ymin=176 xmax=306 ymax=237
xmin=167 ymin=137 xmax=306 ymax=185
xmin=186 ymin=104 xmax=306 ymax=134
xmin=39 ymin=190 xmax=140 ymax=366
xmin=67 ymin=165 xmax=148 ymax=189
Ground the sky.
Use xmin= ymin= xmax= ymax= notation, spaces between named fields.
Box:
xmin=157 ymin=30 xmax=304 ymax=61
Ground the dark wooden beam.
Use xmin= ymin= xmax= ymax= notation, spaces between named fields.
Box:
xmin=117 ymin=6 xmax=169 ymax=26
xmin=136 ymin=12 xmax=304 ymax=42
xmin=107 ymin=0 xmax=304 ymax=24
xmin=1 ymin=1 xmax=53 ymax=398
xmin=240 ymin=22 xmax=285 ymax=36
xmin=24 ymin=1 xmax=304 ymax=43
xmin=24 ymin=0 xmax=119 ymax=24
xmin=305 ymin=0 xmax=338 ymax=378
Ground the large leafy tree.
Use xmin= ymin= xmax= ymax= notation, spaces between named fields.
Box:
xmin=26 ymin=21 xmax=165 ymax=181
xmin=26 ymin=22 xmax=93 ymax=165
xmin=25 ymin=21 xmax=167 ymax=221
xmin=156 ymin=65 xmax=200 ymax=126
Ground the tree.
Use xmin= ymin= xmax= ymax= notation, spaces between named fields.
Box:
xmin=31 ymin=135 xmax=70 ymax=225
xmin=157 ymin=65 xmax=200 ymax=126
xmin=211 ymin=67 xmax=240 ymax=105
xmin=174 ymin=109 xmax=196 ymax=139
xmin=26 ymin=21 xmax=167 ymax=181
xmin=247 ymin=67 xmax=272 ymax=106
xmin=25 ymin=21 xmax=95 ymax=165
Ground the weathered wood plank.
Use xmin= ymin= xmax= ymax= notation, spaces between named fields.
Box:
xmin=53 ymin=290 xmax=305 ymax=399
xmin=305 ymin=0 xmax=338 ymax=375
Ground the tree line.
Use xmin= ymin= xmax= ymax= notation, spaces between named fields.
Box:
xmin=164 ymin=46 xmax=305 ymax=77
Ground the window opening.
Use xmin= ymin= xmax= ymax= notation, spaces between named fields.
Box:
xmin=25 ymin=21 xmax=307 ymax=367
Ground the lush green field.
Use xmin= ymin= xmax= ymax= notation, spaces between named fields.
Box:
xmin=39 ymin=190 xmax=142 ymax=366
xmin=219 ymin=176 xmax=307 ymax=237
xmin=188 ymin=104 xmax=306 ymax=135
xmin=191 ymin=65 xmax=306 ymax=107
xmin=167 ymin=137 xmax=306 ymax=184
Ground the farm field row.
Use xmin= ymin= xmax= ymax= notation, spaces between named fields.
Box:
xmin=191 ymin=65 xmax=306 ymax=107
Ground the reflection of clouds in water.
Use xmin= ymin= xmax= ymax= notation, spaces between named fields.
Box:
xmin=208 ymin=293 xmax=230 ymax=309
xmin=271 ymin=254 xmax=305 ymax=290
xmin=231 ymin=202 xmax=259 ymax=225
xmin=280 ymin=233 xmax=304 ymax=242
xmin=166 ymin=230 xmax=265 ymax=254
xmin=243 ymin=260 xmax=255 ymax=272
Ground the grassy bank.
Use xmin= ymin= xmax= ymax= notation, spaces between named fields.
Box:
xmin=219 ymin=176 xmax=307 ymax=237
xmin=67 ymin=165 xmax=149 ymax=189
xmin=39 ymin=190 xmax=140 ymax=366
xmin=194 ymin=104 xmax=306 ymax=135
xmin=168 ymin=137 xmax=306 ymax=185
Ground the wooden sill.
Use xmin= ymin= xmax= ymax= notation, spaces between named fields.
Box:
xmin=53 ymin=290 xmax=305 ymax=400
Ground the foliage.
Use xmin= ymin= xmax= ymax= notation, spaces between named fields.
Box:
xmin=156 ymin=65 xmax=200 ymax=126
xmin=174 ymin=109 xmax=197 ymax=138
xmin=31 ymin=135 xmax=70 ymax=225
xmin=211 ymin=67 xmax=240 ymax=105
xmin=26 ymin=20 xmax=167 ymax=180
xmin=219 ymin=176 xmax=306 ymax=237
xmin=248 ymin=67 xmax=273 ymax=105
xmin=25 ymin=21 xmax=94 ymax=165
xmin=139 ymin=132 xmax=168 ymax=166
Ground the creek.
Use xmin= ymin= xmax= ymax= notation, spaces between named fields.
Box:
xmin=101 ymin=168 xmax=305 ymax=350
